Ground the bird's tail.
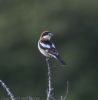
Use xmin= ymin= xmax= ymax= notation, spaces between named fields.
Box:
xmin=56 ymin=55 xmax=66 ymax=65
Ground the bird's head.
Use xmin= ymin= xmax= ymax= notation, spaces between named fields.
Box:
xmin=41 ymin=31 xmax=53 ymax=40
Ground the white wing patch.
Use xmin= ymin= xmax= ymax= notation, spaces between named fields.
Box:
xmin=40 ymin=42 xmax=50 ymax=48
xmin=52 ymin=43 xmax=55 ymax=48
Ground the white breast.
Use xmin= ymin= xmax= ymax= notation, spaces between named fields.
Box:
xmin=38 ymin=41 xmax=50 ymax=57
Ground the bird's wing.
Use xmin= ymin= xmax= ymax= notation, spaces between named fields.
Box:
xmin=40 ymin=42 xmax=50 ymax=49
xmin=48 ymin=45 xmax=59 ymax=56
xmin=39 ymin=39 xmax=52 ymax=49
xmin=45 ymin=41 xmax=59 ymax=56
xmin=40 ymin=39 xmax=59 ymax=56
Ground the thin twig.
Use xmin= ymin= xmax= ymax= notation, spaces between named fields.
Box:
xmin=63 ymin=80 xmax=69 ymax=100
xmin=0 ymin=80 xmax=15 ymax=100
xmin=61 ymin=96 xmax=63 ymax=100
xmin=60 ymin=80 xmax=69 ymax=100
xmin=46 ymin=58 xmax=54 ymax=100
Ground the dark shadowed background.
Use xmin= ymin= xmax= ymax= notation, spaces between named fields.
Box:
xmin=0 ymin=0 xmax=98 ymax=100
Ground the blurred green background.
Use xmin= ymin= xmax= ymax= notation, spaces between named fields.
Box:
xmin=0 ymin=0 xmax=98 ymax=100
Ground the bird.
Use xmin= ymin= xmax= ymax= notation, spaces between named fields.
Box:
xmin=38 ymin=31 xmax=66 ymax=65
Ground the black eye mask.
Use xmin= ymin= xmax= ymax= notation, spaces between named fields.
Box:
xmin=42 ymin=32 xmax=50 ymax=37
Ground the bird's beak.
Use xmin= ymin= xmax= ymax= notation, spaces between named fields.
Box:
xmin=49 ymin=33 xmax=53 ymax=37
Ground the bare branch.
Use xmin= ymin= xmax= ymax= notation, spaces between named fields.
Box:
xmin=46 ymin=58 xmax=55 ymax=100
xmin=46 ymin=58 xmax=68 ymax=100
xmin=0 ymin=80 xmax=15 ymax=100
